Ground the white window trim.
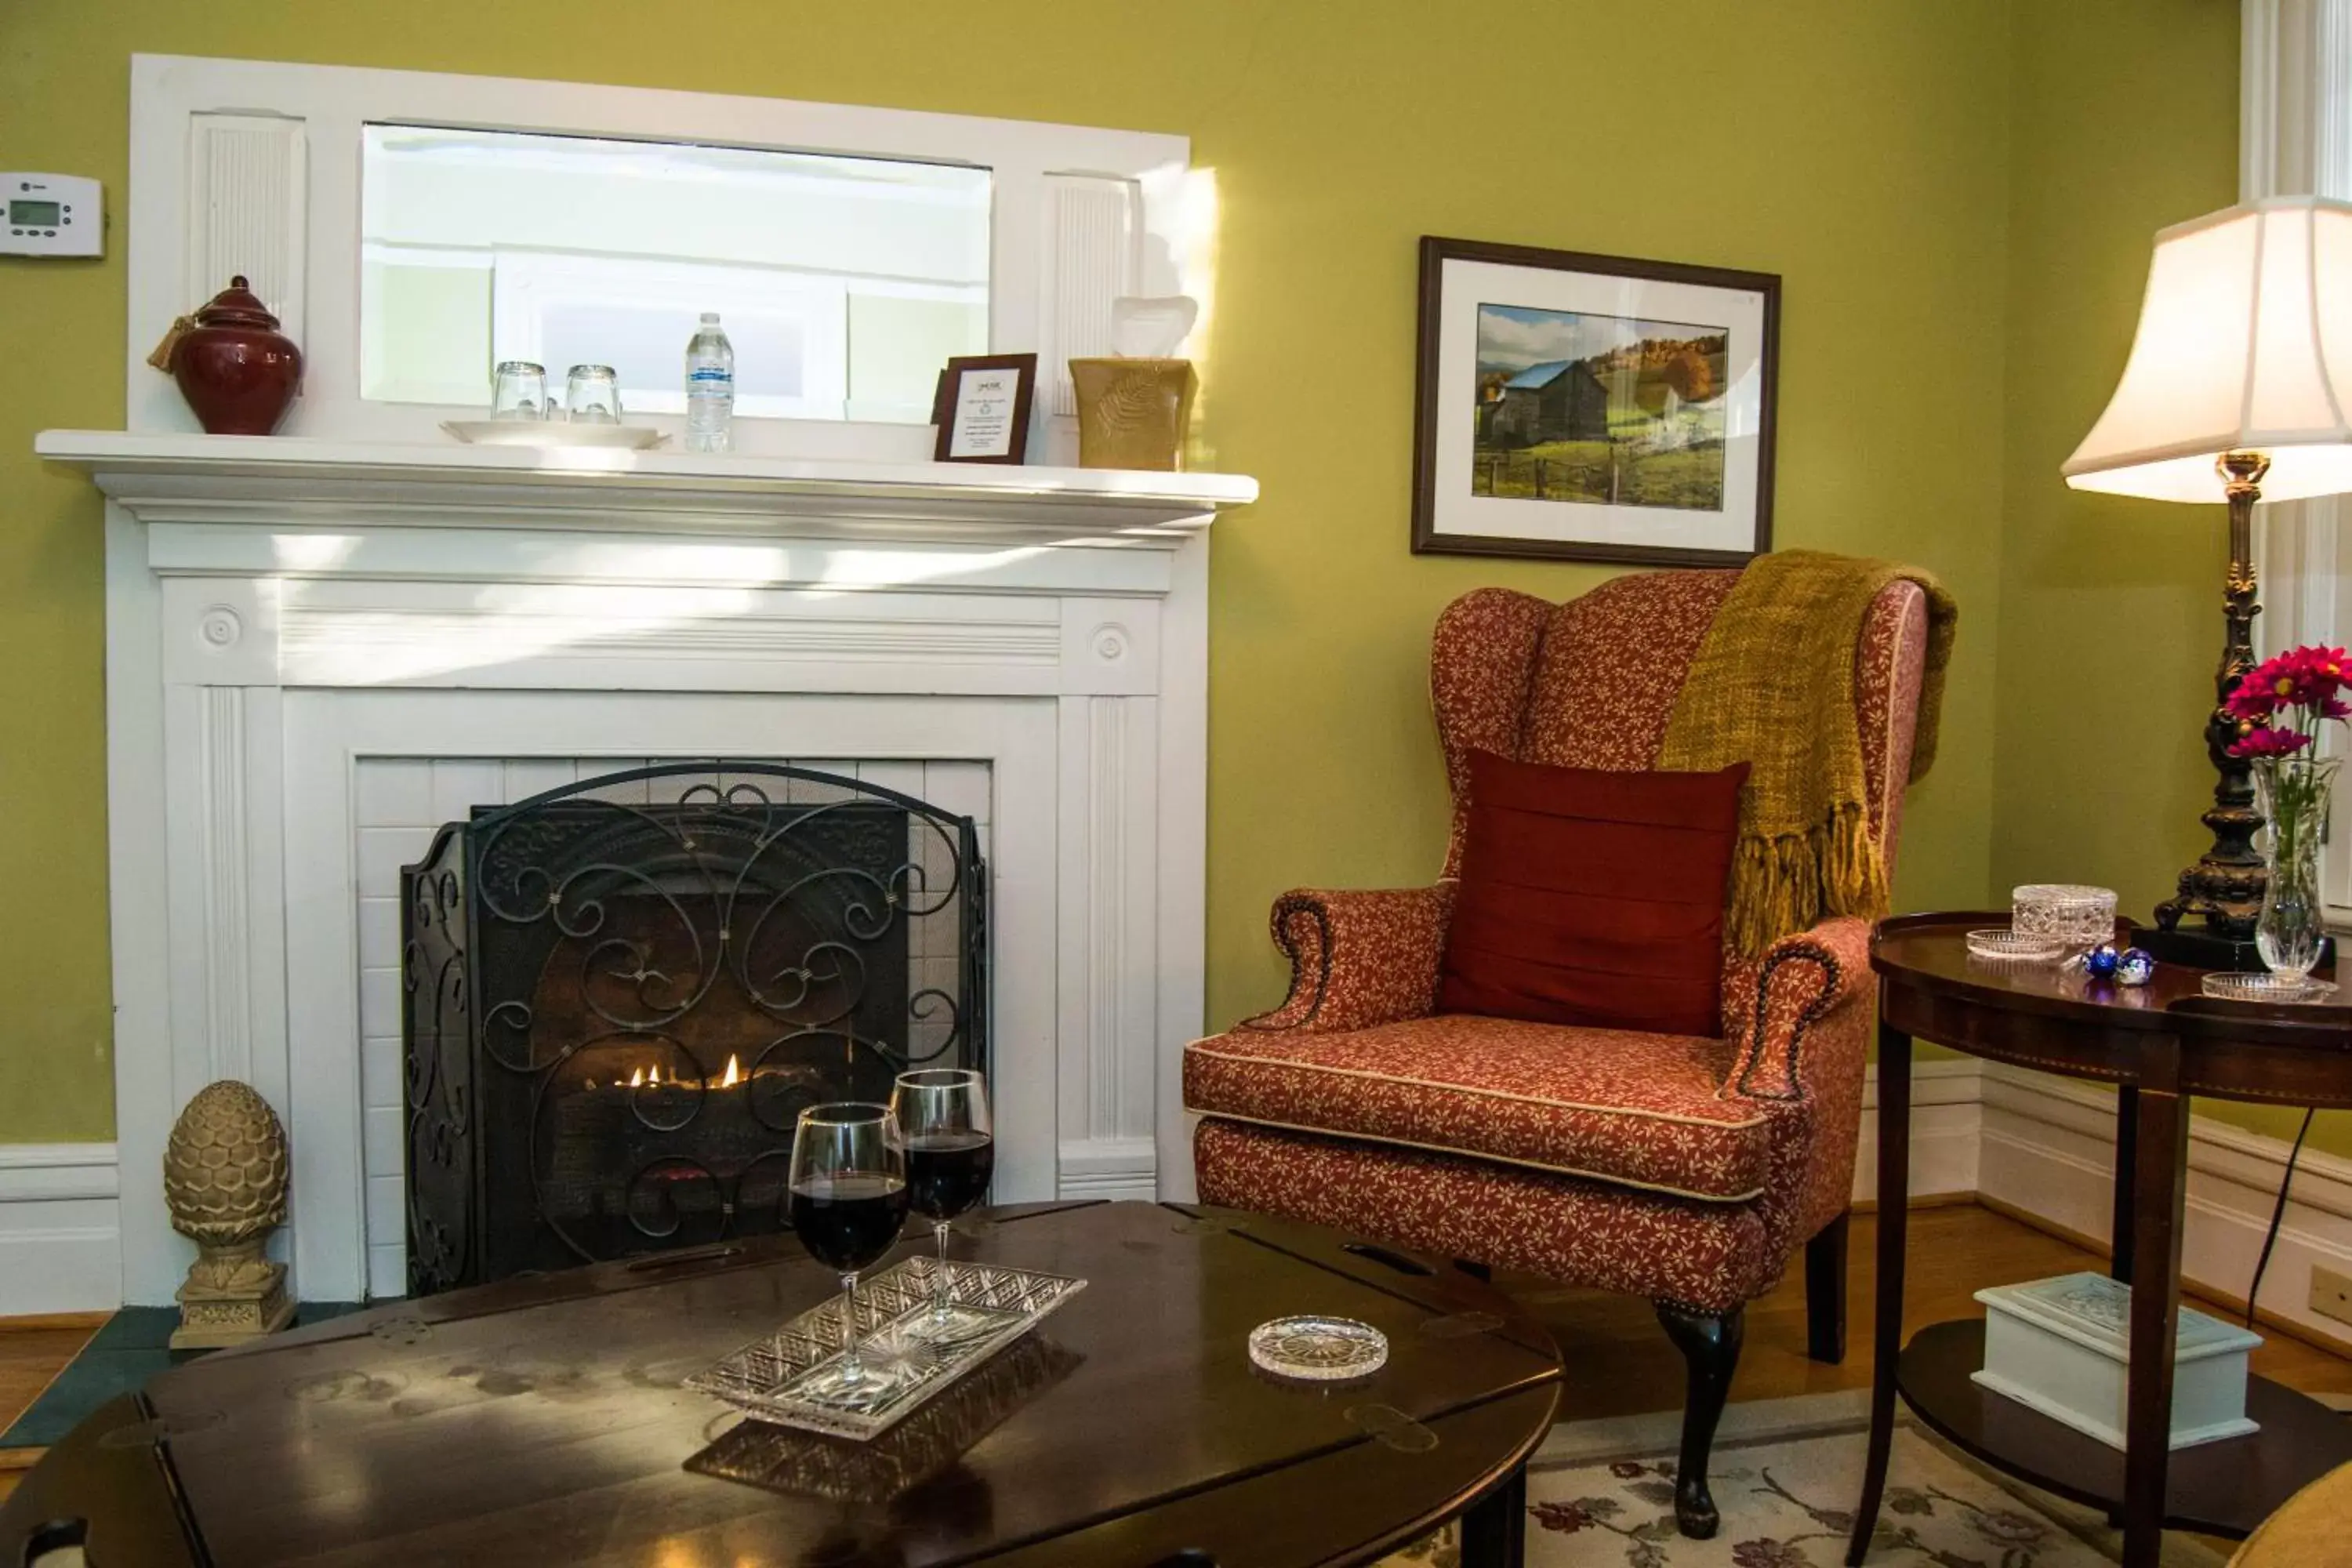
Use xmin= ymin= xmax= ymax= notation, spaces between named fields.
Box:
xmin=2245 ymin=0 xmax=2352 ymax=920
xmin=129 ymin=54 xmax=1194 ymax=463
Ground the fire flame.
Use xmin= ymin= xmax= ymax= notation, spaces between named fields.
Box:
xmin=613 ymin=1057 xmax=742 ymax=1091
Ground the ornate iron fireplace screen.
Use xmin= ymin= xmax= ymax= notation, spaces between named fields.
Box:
xmin=401 ymin=762 xmax=985 ymax=1294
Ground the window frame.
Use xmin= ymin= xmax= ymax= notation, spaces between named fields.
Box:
xmin=128 ymin=54 xmax=1193 ymax=462
xmin=2243 ymin=0 xmax=2352 ymax=924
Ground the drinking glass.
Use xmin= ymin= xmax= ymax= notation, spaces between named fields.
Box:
xmin=491 ymin=361 xmax=547 ymax=420
xmin=787 ymin=1102 xmax=909 ymax=1397
xmin=563 ymin=364 xmax=622 ymax=423
xmin=892 ymin=1068 xmax=993 ymax=1326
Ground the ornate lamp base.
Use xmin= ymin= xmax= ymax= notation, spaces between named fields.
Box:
xmin=2143 ymin=450 xmax=2278 ymax=975
xmin=172 ymin=1239 xmax=295 ymax=1349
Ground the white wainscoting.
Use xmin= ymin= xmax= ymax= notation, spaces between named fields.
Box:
xmin=0 ymin=1144 xmax=123 ymax=1315
xmin=1978 ymin=1062 xmax=2352 ymax=1347
xmin=1853 ymin=1060 xmax=1984 ymax=1203
xmin=15 ymin=1055 xmax=2352 ymax=1330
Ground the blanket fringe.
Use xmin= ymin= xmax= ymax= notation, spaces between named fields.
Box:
xmin=1725 ymin=801 xmax=1887 ymax=956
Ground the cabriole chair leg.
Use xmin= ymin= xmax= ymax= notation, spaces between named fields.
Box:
xmin=1655 ymin=1300 xmax=1746 ymax=1539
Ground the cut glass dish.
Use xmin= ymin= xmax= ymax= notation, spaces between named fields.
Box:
xmin=686 ymin=1334 xmax=1083 ymax=1500
xmin=1247 ymin=1315 xmax=1389 ymax=1381
xmin=2200 ymin=972 xmax=2340 ymax=1004
xmin=688 ymin=1255 xmax=1086 ymax=1440
xmin=1965 ymin=928 xmax=2068 ymax=962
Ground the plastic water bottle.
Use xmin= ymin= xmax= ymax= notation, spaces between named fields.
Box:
xmin=684 ymin=313 xmax=735 ymax=453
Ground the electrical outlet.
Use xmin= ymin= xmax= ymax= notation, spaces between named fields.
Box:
xmin=2310 ymin=1265 xmax=2352 ymax=1327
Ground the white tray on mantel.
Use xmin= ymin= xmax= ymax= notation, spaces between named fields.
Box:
xmin=441 ymin=419 xmax=669 ymax=450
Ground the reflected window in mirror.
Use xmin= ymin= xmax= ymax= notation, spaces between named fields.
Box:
xmin=359 ymin=125 xmax=991 ymax=423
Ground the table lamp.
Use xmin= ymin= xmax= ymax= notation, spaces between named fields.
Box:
xmin=2064 ymin=195 xmax=2352 ymax=968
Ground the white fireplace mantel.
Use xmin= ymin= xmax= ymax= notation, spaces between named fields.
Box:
xmin=37 ymin=431 xmax=1258 ymax=543
xmin=47 ymin=426 xmax=1253 ymax=1307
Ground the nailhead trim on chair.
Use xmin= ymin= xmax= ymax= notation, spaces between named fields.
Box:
xmin=1238 ymin=892 xmax=1334 ymax=1030
xmin=1731 ymin=943 xmax=1844 ymax=1102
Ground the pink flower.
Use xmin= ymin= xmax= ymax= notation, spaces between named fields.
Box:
xmin=2231 ymin=725 xmax=2314 ymax=758
xmin=2228 ymin=646 xmax=2352 ymax=746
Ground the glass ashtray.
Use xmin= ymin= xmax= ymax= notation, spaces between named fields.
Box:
xmin=1966 ymin=927 xmax=2068 ymax=962
xmin=2201 ymin=972 xmax=2340 ymax=1004
xmin=1248 ymin=1315 xmax=1388 ymax=1382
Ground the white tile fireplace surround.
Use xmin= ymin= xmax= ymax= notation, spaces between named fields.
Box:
xmin=38 ymin=432 xmax=1256 ymax=1307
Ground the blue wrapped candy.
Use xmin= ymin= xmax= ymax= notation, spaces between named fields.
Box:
xmin=2085 ymin=943 xmax=2122 ymax=979
xmin=2117 ymin=947 xmax=2156 ymax=986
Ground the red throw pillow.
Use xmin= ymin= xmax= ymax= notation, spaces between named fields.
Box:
xmin=1437 ymin=750 xmax=1749 ymax=1038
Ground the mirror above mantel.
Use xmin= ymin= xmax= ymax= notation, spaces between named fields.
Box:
xmin=131 ymin=55 xmax=1205 ymax=464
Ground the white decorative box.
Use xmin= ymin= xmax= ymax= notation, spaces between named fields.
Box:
xmin=1972 ymin=1272 xmax=2261 ymax=1450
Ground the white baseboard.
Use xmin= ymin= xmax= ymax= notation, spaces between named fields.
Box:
xmin=0 ymin=1142 xmax=124 ymax=1314
xmin=1978 ymin=1063 xmax=2352 ymax=1347
xmin=1856 ymin=1059 xmax=1984 ymax=1202
xmin=28 ymin=1069 xmax=2345 ymax=1340
xmin=1057 ymin=1137 xmax=1159 ymax=1201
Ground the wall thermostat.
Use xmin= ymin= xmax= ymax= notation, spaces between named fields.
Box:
xmin=0 ymin=174 xmax=100 ymax=258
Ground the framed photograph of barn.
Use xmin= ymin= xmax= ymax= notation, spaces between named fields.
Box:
xmin=1410 ymin=236 xmax=1780 ymax=566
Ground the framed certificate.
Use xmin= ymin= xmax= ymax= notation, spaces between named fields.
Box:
xmin=932 ymin=354 xmax=1039 ymax=464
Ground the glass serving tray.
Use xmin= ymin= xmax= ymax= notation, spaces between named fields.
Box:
xmin=687 ymin=1255 xmax=1087 ymax=1440
xmin=687 ymin=1334 xmax=1084 ymax=1500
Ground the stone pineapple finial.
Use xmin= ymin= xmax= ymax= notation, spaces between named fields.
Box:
xmin=162 ymin=1080 xmax=294 ymax=1348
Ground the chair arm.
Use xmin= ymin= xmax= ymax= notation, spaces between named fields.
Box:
xmin=1720 ymin=916 xmax=1872 ymax=1104
xmin=1238 ymin=884 xmax=1457 ymax=1035
xmin=1720 ymin=916 xmax=1875 ymax=1255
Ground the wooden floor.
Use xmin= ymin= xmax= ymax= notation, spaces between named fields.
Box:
xmin=3 ymin=1203 xmax=2348 ymax=1512
xmin=0 ymin=1313 xmax=103 ymax=1502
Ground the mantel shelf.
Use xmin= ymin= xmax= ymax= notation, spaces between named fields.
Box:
xmin=35 ymin=431 xmax=1259 ymax=546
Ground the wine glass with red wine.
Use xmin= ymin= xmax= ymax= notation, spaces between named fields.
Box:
xmin=787 ymin=1102 xmax=909 ymax=1398
xmin=891 ymin=1068 xmax=993 ymax=1326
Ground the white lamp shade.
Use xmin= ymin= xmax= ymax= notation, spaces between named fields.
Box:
xmin=2063 ymin=196 xmax=2352 ymax=503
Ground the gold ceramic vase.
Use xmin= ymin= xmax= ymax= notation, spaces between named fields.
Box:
xmin=1069 ymin=358 xmax=1198 ymax=471
xmin=163 ymin=1079 xmax=295 ymax=1348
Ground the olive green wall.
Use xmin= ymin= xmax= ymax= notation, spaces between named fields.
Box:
xmin=8 ymin=0 xmax=2323 ymax=1171
xmin=1991 ymin=0 xmax=2351 ymax=1155
xmin=0 ymin=0 xmax=2020 ymax=1145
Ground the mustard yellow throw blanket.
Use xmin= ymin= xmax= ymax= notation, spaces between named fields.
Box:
xmin=1658 ymin=550 xmax=1957 ymax=955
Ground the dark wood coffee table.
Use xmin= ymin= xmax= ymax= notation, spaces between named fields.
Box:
xmin=1 ymin=1201 xmax=1561 ymax=1567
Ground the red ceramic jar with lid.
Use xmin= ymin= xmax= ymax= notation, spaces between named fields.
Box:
xmin=169 ymin=276 xmax=303 ymax=436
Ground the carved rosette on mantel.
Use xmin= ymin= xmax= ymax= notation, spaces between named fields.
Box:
xmin=162 ymin=1080 xmax=295 ymax=1349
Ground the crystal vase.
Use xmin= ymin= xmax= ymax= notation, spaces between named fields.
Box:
xmin=2252 ymin=753 xmax=2341 ymax=978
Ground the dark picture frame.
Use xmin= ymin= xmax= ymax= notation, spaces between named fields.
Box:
xmin=1410 ymin=236 xmax=1780 ymax=567
xmin=931 ymin=353 xmax=1040 ymax=465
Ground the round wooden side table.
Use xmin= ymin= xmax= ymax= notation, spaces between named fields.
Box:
xmin=1848 ymin=913 xmax=2352 ymax=1568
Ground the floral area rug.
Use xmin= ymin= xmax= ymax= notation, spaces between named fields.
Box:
xmin=1385 ymin=1392 xmax=2226 ymax=1568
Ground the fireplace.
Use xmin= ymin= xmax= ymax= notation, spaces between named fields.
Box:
xmin=400 ymin=762 xmax=985 ymax=1293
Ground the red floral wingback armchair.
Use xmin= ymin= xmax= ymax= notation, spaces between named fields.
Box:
xmin=1185 ymin=568 xmax=1931 ymax=1541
